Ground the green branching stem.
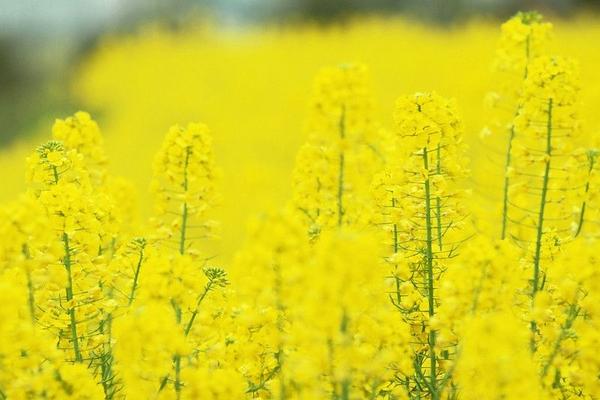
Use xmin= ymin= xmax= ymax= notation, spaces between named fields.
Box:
xmin=574 ymin=152 xmax=596 ymax=238
xmin=531 ymin=98 xmax=553 ymax=349
xmin=337 ymin=106 xmax=346 ymax=228
xmin=183 ymin=281 xmax=213 ymax=337
xmin=422 ymin=147 xmax=439 ymax=400
xmin=63 ymin=232 xmax=83 ymax=363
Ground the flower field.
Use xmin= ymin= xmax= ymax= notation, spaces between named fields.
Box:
xmin=1 ymin=10 xmax=600 ymax=399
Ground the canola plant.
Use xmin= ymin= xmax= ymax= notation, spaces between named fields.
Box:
xmin=1 ymin=11 xmax=600 ymax=400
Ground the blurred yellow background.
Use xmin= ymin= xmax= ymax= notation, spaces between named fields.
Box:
xmin=1 ymin=13 xmax=600 ymax=259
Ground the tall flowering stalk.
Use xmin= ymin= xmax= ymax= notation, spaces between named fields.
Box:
xmin=230 ymin=210 xmax=311 ymax=398
xmin=50 ymin=112 xmax=129 ymax=399
xmin=148 ymin=123 xmax=228 ymax=398
xmin=26 ymin=141 xmax=103 ymax=364
xmin=293 ymin=63 xmax=381 ymax=235
xmin=152 ymin=122 xmax=219 ymax=254
xmin=490 ymin=12 xmax=552 ymax=239
xmin=508 ymin=56 xmax=582 ymax=349
xmin=373 ymin=93 xmax=469 ymax=399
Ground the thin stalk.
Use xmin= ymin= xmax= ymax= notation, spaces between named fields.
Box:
xmin=52 ymin=165 xmax=59 ymax=185
xmin=127 ymin=246 xmax=145 ymax=306
xmin=63 ymin=232 xmax=83 ymax=363
xmin=541 ymin=303 xmax=579 ymax=378
xmin=339 ymin=310 xmax=350 ymax=400
xmin=532 ymin=99 xmax=553 ymax=298
xmin=531 ymin=98 xmax=553 ymax=350
xmin=501 ymin=32 xmax=532 ymax=239
xmin=183 ymin=282 xmax=213 ymax=337
xmin=179 ymin=146 xmax=192 ymax=255
xmin=99 ymin=314 xmax=116 ymax=400
xmin=435 ymin=144 xmax=443 ymax=251
xmin=26 ymin=271 xmax=36 ymax=322
xmin=422 ymin=147 xmax=438 ymax=400
xmin=392 ymin=198 xmax=402 ymax=305
xmin=337 ymin=106 xmax=346 ymax=227
xmin=501 ymin=125 xmax=516 ymax=239
xmin=174 ymin=356 xmax=182 ymax=400
xmin=341 ymin=380 xmax=350 ymax=400
xmin=173 ymin=304 xmax=183 ymax=400
xmin=574 ymin=153 xmax=595 ymax=238
xmin=22 ymin=244 xmax=36 ymax=322
xmin=173 ymin=146 xmax=192 ymax=398
xmin=274 ymin=262 xmax=287 ymax=400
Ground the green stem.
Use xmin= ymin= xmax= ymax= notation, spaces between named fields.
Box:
xmin=99 ymin=314 xmax=116 ymax=400
xmin=502 ymin=31 xmax=531 ymax=239
xmin=541 ymin=303 xmax=579 ymax=378
xmin=435 ymin=144 xmax=443 ymax=251
xmin=183 ymin=282 xmax=212 ymax=337
xmin=339 ymin=310 xmax=350 ymax=400
xmin=575 ymin=153 xmax=595 ymax=238
xmin=341 ymin=380 xmax=350 ymax=400
xmin=63 ymin=232 xmax=83 ymax=363
xmin=392 ymin=198 xmax=402 ymax=305
xmin=179 ymin=146 xmax=191 ymax=255
xmin=422 ymin=147 xmax=438 ymax=400
xmin=531 ymin=98 xmax=553 ymax=351
xmin=174 ymin=355 xmax=182 ymax=400
xmin=171 ymin=147 xmax=192 ymax=397
xmin=26 ymin=271 xmax=36 ymax=322
xmin=274 ymin=263 xmax=287 ymax=400
xmin=173 ymin=305 xmax=183 ymax=399
xmin=532 ymin=99 xmax=553 ymax=298
xmin=22 ymin=244 xmax=36 ymax=322
xmin=501 ymin=125 xmax=516 ymax=240
xmin=128 ymin=246 xmax=145 ymax=305
xmin=52 ymin=165 xmax=59 ymax=185
xmin=337 ymin=106 xmax=346 ymax=228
